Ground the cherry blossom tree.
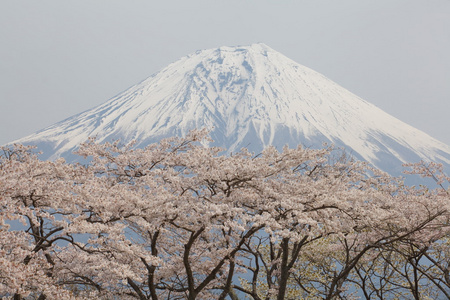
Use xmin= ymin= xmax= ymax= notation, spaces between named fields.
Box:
xmin=0 ymin=145 xmax=93 ymax=299
xmin=235 ymin=160 xmax=450 ymax=300
xmin=1 ymin=130 xmax=449 ymax=299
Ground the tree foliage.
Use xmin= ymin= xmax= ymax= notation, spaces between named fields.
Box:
xmin=1 ymin=130 xmax=449 ymax=299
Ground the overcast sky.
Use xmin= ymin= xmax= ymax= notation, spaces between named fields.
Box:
xmin=1 ymin=0 xmax=449 ymax=146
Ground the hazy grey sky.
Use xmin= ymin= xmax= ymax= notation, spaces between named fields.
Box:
xmin=1 ymin=0 xmax=449 ymax=146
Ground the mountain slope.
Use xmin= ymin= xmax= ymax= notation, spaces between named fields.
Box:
xmin=11 ymin=43 xmax=450 ymax=175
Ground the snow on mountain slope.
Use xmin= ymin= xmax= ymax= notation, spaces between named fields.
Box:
xmin=10 ymin=43 xmax=450 ymax=176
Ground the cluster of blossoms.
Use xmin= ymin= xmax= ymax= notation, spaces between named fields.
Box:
xmin=1 ymin=130 xmax=449 ymax=299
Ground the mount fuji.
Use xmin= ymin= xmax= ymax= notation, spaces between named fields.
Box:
xmin=10 ymin=43 xmax=450 ymax=177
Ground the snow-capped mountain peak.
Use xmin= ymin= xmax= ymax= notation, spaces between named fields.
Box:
xmin=11 ymin=44 xmax=450 ymax=176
